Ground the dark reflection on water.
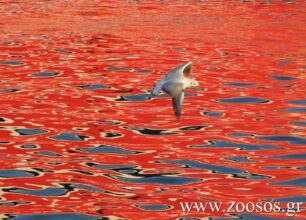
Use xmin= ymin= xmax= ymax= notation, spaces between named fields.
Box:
xmin=124 ymin=126 xmax=178 ymax=135
xmin=272 ymin=153 xmax=306 ymax=160
xmin=106 ymin=174 xmax=201 ymax=185
xmin=49 ymin=133 xmax=89 ymax=141
xmin=277 ymin=60 xmax=292 ymax=66
xmin=33 ymin=150 xmax=63 ymax=157
xmin=224 ymin=82 xmax=255 ymax=87
xmin=6 ymin=213 xmax=100 ymax=220
xmin=191 ymin=140 xmax=281 ymax=150
xmin=272 ymin=177 xmax=306 ymax=187
xmin=256 ymin=135 xmax=306 ymax=145
xmin=77 ymin=84 xmax=110 ymax=90
xmin=0 ymin=117 xmax=10 ymax=122
xmin=134 ymin=69 xmax=153 ymax=73
xmin=290 ymin=121 xmax=306 ymax=127
xmin=106 ymin=66 xmax=133 ymax=71
xmin=0 ymin=89 xmax=19 ymax=93
xmin=102 ymin=132 xmax=123 ymax=138
xmin=272 ymin=75 xmax=297 ymax=81
xmin=136 ymin=204 xmax=171 ymax=211
xmin=0 ymin=201 xmax=31 ymax=207
xmin=0 ymin=61 xmax=24 ymax=66
xmin=15 ymin=129 xmax=48 ymax=136
xmin=70 ymin=170 xmax=94 ymax=176
xmin=71 ymin=183 xmax=129 ymax=196
xmin=228 ymin=132 xmax=252 ymax=137
xmin=77 ymin=145 xmax=142 ymax=154
xmin=217 ymin=97 xmax=270 ymax=104
xmin=0 ymin=41 xmax=16 ymax=45
xmin=86 ymin=162 xmax=134 ymax=171
xmin=286 ymin=99 xmax=306 ymax=105
xmin=180 ymin=218 xmax=201 ymax=220
xmin=19 ymin=144 xmax=39 ymax=149
xmin=54 ymin=49 xmax=73 ymax=54
xmin=179 ymin=126 xmax=208 ymax=131
xmin=31 ymin=72 xmax=61 ymax=77
xmin=225 ymin=156 xmax=257 ymax=163
xmin=3 ymin=183 xmax=117 ymax=197
xmin=116 ymin=94 xmax=152 ymax=101
xmin=0 ymin=170 xmax=38 ymax=178
xmin=282 ymin=107 xmax=306 ymax=113
xmin=202 ymin=112 xmax=224 ymax=117
xmin=262 ymin=166 xmax=292 ymax=170
xmin=3 ymin=186 xmax=72 ymax=197
xmin=32 ymin=167 xmax=53 ymax=173
xmin=159 ymin=159 xmax=269 ymax=180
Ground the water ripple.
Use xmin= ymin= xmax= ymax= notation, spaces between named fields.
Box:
xmin=77 ymin=84 xmax=110 ymax=90
xmin=255 ymin=135 xmax=306 ymax=145
xmin=0 ymin=170 xmax=38 ymax=178
xmin=0 ymin=61 xmax=24 ymax=66
xmin=49 ymin=133 xmax=90 ymax=141
xmin=106 ymin=66 xmax=133 ymax=71
xmin=289 ymin=121 xmax=306 ymax=127
xmin=282 ymin=108 xmax=306 ymax=113
xmin=272 ymin=153 xmax=306 ymax=160
xmin=86 ymin=162 xmax=134 ymax=171
xmin=217 ymin=97 xmax=270 ymax=104
xmin=116 ymin=94 xmax=152 ymax=101
xmin=0 ymin=201 xmax=31 ymax=207
xmin=272 ymin=177 xmax=306 ymax=187
xmin=201 ymin=111 xmax=224 ymax=117
xmin=0 ymin=89 xmax=19 ymax=93
xmin=77 ymin=145 xmax=142 ymax=154
xmin=33 ymin=150 xmax=63 ymax=157
xmin=224 ymin=82 xmax=255 ymax=87
xmin=287 ymin=99 xmax=306 ymax=105
xmin=272 ymin=75 xmax=297 ymax=81
xmin=15 ymin=129 xmax=48 ymax=136
xmin=31 ymin=72 xmax=61 ymax=77
xmin=123 ymin=126 xmax=178 ymax=135
xmin=106 ymin=174 xmax=201 ymax=185
xmin=5 ymin=213 xmax=100 ymax=220
xmin=136 ymin=204 xmax=171 ymax=211
xmin=225 ymin=156 xmax=257 ymax=163
xmin=191 ymin=140 xmax=281 ymax=150
xmin=3 ymin=186 xmax=72 ymax=197
xmin=159 ymin=159 xmax=269 ymax=180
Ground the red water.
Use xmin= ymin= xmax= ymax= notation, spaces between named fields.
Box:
xmin=0 ymin=0 xmax=305 ymax=219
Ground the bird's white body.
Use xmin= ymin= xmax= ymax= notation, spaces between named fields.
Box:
xmin=152 ymin=62 xmax=198 ymax=118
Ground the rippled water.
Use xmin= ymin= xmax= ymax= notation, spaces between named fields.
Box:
xmin=0 ymin=0 xmax=305 ymax=219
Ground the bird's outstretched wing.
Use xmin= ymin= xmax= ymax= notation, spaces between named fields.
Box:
xmin=152 ymin=80 xmax=166 ymax=95
xmin=166 ymin=62 xmax=192 ymax=79
xmin=162 ymin=82 xmax=184 ymax=118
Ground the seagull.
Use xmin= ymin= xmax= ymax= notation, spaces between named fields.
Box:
xmin=151 ymin=62 xmax=199 ymax=118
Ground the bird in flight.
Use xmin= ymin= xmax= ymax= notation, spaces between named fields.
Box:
xmin=151 ymin=62 xmax=198 ymax=118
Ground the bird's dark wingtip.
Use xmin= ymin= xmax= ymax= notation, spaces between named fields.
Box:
xmin=175 ymin=111 xmax=181 ymax=119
